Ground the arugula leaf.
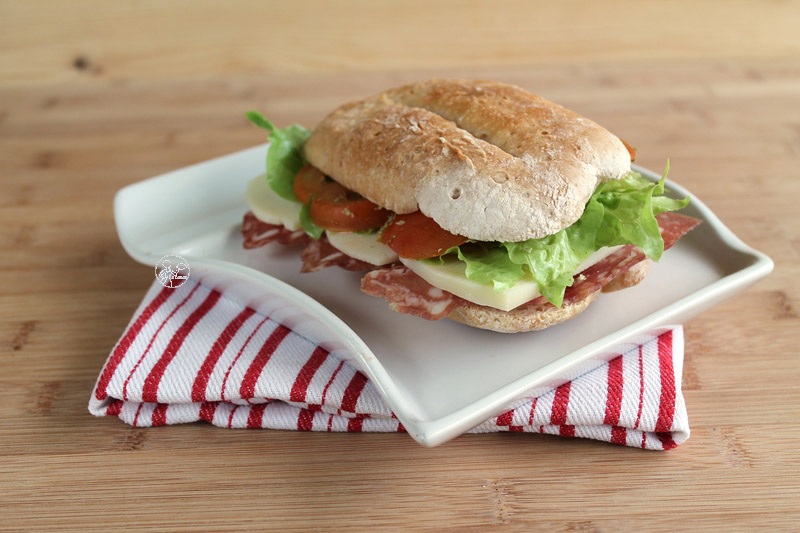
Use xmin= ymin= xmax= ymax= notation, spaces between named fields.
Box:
xmin=299 ymin=200 xmax=324 ymax=240
xmin=246 ymin=111 xmax=310 ymax=203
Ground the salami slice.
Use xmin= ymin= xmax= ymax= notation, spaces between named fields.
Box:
xmin=241 ymin=211 xmax=310 ymax=249
xmin=362 ymin=211 xmax=701 ymax=320
xmin=242 ymin=211 xmax=371 ymax=273
xmin=361 ymin=264 xmax=468 ymax=320
xmin=300 ymin=235 xmax=374 ymax=273
xmin=658 ymin=211 xmax=702 ymax=248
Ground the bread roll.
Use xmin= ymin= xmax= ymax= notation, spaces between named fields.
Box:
xmin=304 ymin=79 xmax=630 ymax=242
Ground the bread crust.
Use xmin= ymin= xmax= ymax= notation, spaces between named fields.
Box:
xmin=304 ymin=79 xmax=630 ymax=242
xmin=448 ymin=291 xmax=600 ymax=333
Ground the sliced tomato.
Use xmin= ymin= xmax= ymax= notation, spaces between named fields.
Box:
xmin=310 ymin=190 xmax=392 ymax=232
xmin=293 ymin=164 xmax=329 ymax=204
xmin=621 ymin=139 xmax=636 ymax=162
xmin=379 ymin=211 xmax=468 ymax=259
xmin=294 ymin=164 xmax=391 ymax=232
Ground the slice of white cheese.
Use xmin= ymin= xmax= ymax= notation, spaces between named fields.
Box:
xmin=400 ymin=245 xmax=624 ymax=311
xmin=245 ymin=174 xmax=303 ymax=231
xmin=326 ymin=230 xmax=398 ymax=266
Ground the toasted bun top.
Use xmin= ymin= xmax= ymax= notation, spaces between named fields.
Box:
xmin=303 ymin=79 xmax=630 ymax=242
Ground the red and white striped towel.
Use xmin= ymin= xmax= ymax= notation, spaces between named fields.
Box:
xmin=89 ymin=279 xmax=690 ymax=449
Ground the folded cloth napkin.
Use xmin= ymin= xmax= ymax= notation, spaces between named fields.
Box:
xmin=89 ymin=279 xmax=690 ymax=450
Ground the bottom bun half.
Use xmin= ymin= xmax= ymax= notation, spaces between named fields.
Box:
xmin=447 ymin=260 xmax=649 ymax=333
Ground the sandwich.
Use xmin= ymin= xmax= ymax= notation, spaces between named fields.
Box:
xmin=242 ymin=79 xmax=700 ymax=333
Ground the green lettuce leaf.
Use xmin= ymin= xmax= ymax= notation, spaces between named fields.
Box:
xmin=456 ymin=244 xmax=525 ymax=291
xmin=299 ymin=200 xmax=324 ymax=239
xmin=591 ymin=161 xmax=688 ymax=261
xmin=245 ymin=111 xmax=310 ymax=202
xmin=448 ymin=164 xmax=689 ymax=307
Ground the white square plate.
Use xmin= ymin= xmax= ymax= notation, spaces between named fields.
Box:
xmin=115 ymin=144 xmax=772 ymax=446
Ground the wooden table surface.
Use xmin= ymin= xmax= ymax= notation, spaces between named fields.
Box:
xmin=2 ymin=2 xmax=799 ymax=530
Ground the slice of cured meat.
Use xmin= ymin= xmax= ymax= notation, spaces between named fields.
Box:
xmin=657 ymin=211 xmax=702 ymax=248
xmin=241 ymin=211 xmax=310 ymax=249
xmin=242 ymin=211 xmax=370 ymax=273
xmin=300 ymin=235 xmax=374 ymax=273
xmin=361 ymin=263 xmax=468 ymax=320
xmin=361 ymin=212 xmax=701 ymax=321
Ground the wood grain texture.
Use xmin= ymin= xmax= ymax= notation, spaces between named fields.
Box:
xmin=1 ymin=1 xmax=800 ymax=530
xmin=2 ymin=0 xmax=800 ymax=86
